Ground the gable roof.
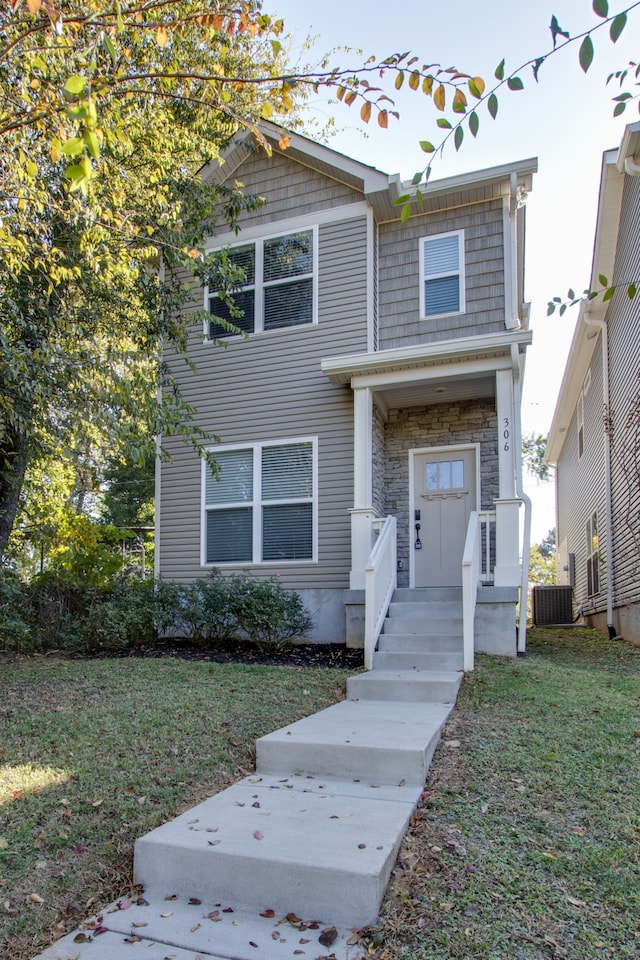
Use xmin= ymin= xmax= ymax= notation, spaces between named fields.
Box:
xmin=546 ymin=122 xmax=640 ymax=463
xmin=200 ymin=121 xmax=537 ymax=222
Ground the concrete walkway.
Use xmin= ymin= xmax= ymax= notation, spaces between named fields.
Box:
xmin=36 ymin=593 xmax=463 ymax=960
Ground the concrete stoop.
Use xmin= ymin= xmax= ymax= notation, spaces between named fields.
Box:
xmin=35 ymin=591 xmax=464 ymax=960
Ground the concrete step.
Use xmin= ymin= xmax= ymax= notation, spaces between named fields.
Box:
xmin=387 ymin=600 xmax=462 ymax=619
xmin=378 ymin=633 xmax=463 ymax=653
xmin=382 ymin=617 xmax=463 ymax=637
xmin=255 ymin=699 xmax=453 ymax=787
xmin=373 ymin=650 xmax=464 ymax=672
xmin=133 ymin=773 xmax=421 ymax=928
xmin=348 ymin=669 xmax=463 ymax=703
xmin=36 ymin=893 xmax=360 ymax=960
xmin=392 ymin=587 xmax=462 ymax=603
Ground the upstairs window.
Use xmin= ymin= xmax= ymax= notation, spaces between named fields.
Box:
xmin=203 ymin=439 xmax=316 ymax=564
xmin=420 ymin=230 xmax=465 ymax=318
xmin=208 ymin=229 xmax=316 ymax=337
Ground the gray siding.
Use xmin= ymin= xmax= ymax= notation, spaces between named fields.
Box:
xmin=213 ymin=147 xmax=365 ymax=231
xmin=159 ymin=212 xmax=369 ymax=591
xmin=608 ymin=172 xmax=640 ymax=608
xmin=378 ymin=199 xmax=506 ymax=349
xmin=556 ymin=343 xmax=608 ymax=613
xmin=382 ymin=399 xmax=498 ymax=588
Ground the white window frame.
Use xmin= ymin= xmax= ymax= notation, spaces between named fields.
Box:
xmin=201 ymin=437 xmax=318 ymax=566
xmin=586 ymin=510 xmax=599 ymax=596
xmin=205 ymin=225 xmax=318 ymax=336
xmin=419 ymin=229 xmax=465 ymax=320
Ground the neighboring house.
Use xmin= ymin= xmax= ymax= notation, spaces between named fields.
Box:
xmin=156 ymin=122 xmax=537 ymax=666
xmin=547 ymin=122 xmax=640 ymax=645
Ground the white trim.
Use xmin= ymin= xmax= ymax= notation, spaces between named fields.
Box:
xmin=577 ymin=390 xmax=584 ymax=460
xmin=408 ymin=443 xmax=481 ymax=588
xmin=204 ymin=202 xmax=369 ymax=252
xmin=419 ymin=229 xmax=466 ymax=320
xmin=205 ymin=226 xmax=318 ymax=337
xmin=352 ymin=356 xmax=514 ymax=392
xmin=366 ymin=207 xmax=376 ymax=353
xmin=201 ymin=436 xmax=318 ymax=567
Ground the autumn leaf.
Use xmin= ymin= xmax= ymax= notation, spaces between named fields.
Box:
xmin=156 ymin=27 xmax=170 ymax=47
xmin=253 ymin=831 xmax=264 ymax=840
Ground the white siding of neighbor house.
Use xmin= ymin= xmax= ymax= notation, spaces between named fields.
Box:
xmin=556 ymin=343 xmax=607 ymax=614
xmin=378 ymin=199 xmax=506 ymax=349
xmin=158 ymin=201 xmax=370 ymax=593
xmin=608 ymin=172 xmax=640 ymax=610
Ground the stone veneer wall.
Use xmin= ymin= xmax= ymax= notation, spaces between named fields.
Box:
xmin=383 ymin=399 xmax=498 ymax=588
xmin=372 ymin=403 xmax=386 ymax=518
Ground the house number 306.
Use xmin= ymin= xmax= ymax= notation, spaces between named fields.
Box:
xmin=503 ymin=417 xmax=510 ymax=452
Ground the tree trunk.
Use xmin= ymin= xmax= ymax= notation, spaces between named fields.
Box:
xmin=0 ymin=425 xmax=32 ymax=568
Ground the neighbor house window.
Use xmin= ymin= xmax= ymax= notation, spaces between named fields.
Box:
xmin=586 ymin=511 xmax=599 ymax=596
xmin=208 ymin=228 xmax=316 ymax=336
xmin=203 ymin=439 xmax=316 ymax=564
xmin=420 ymin=230 xmax=465 ymax=318
xmin=577 ymin=391 xmax=584 ymax=459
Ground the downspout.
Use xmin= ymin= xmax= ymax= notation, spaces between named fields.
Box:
xmin=582 ymin=311 xmax=616 ymax=638
xmin=512 ymin=343 xmax=530 ymax=654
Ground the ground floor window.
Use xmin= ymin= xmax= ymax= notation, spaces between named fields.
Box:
xmin=586 ymin=511 xmax=599 ymax=596
xmin=203 ymin=439 xmax=316 ymax=564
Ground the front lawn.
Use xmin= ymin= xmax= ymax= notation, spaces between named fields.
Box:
xmin=0 ymin=657 xmax=351 ymax=959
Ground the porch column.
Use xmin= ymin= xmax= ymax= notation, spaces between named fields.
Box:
xmin=350 ymin=385 xmax=375 ymax=589
xmin=494 ymin=370 xmax=521 ymax=586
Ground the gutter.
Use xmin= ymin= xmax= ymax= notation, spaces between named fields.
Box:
xmin=583 ymin=311 xmax=616 ymax=638
xmin=511 ymin=343 xmax=530 ymax=654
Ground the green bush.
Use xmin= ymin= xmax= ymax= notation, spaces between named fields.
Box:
xmin=227 ymin=575 xmax=314 ymax=650
xmin=0 ymin=572 xmax=33 ymax=650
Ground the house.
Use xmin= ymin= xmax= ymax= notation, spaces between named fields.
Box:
xmin=547 ymin=121 xmax=640 ymax=645
xmin=156 ymin=123 xmax=537 ymax=668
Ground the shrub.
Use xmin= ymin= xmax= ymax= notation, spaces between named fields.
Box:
xmin=227 ymin=575 xmax=314 ymax=650
xmin=0 ymin=572 xmax=33 ymax=650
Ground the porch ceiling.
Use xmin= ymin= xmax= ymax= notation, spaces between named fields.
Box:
xmin=374 ymin=372 xmax=495 ymax=410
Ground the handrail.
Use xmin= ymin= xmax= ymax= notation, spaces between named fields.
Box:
xmin=364 ymin=515 xmax=397 ymax=671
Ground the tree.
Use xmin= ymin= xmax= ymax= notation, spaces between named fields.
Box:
xmin=530 ymin=529 xmax=558 ymax=585
xmin=522 ymin=433 xmax=551 ymax=483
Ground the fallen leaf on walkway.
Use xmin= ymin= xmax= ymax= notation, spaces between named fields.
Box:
xmin=189 ymin=897 xmax=202 ymax=905
xmin=160 ymin=911 xmax=174 ymax=918
xmin=319 ymin=926 xmax=338 ymax=946
xmin=253 ymin=831 xmax=264 ymax=840
xmin=260 ymin=909 xmax=275 ymax=918
xmin=191 ymin=923 xmax=201 ymax=932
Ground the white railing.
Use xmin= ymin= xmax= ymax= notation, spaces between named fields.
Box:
xmin=462 ymin=510 xmax=496 ymax=671
xmin=364 ymin=516 xmax=397 ymax=671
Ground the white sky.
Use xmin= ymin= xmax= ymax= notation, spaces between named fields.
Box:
xmin=271 ymin=0 xmax=638 ymax=541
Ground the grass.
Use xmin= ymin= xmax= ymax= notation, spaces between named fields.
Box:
xmin=2 ymin=629 xmax=639 ymax=960
xmin=371 ymin=627 xmax=640 ymax=960
xmin=0 ymin=656 xmax=352 ymax=959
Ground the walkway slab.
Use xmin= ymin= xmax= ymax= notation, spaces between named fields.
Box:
xmin=256 ymin=699 xmax=453 ymax=786
xmin=134 ymin=773 xmax=418 ymax=927
xmin=348 ymin=669 xmax=462 ymax=703
xmin=36 ymin=896 xmax=362 ymax=960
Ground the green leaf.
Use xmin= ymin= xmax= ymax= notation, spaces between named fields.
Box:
xmin=411 ymin=172 xmax=422 ymax=185
xmin=436 ymin=118 xmax=452 ymax=128
xmin=495 ymin=59 xmax=505 ymax=80
xmin=65 ymin=162 xmax=87 ymax=180
xmin=488 ymin=93 xmax=499 ymax=119
xmin=394 ymin=193 xmax=410 ymax=205
xmin=603 ymin=287 xmax=615 ymax=302
xmin=547 ymin=303 xmax=556 ymax=316
xmin=270 ymin=40 xmax=282 ymax=57
xmin=64 ymin=75 xmax=87 ymax=97
xmin=395 ymin=72 xmax=404 ymax=90
xmin=400 ymin=202 xmax=411 ymax=224
xmin=25 ymin=159 xmax=37 ymax=178
xmin=598 ymin=274 xmax=609 ymax=287
xmin=103 ymin=33 xmax=117 ymax=60
xmin=579 ymin=36 xmax=594 ymax=73
xmin=61 ymin=138 xmax=85 ymax=157
xmin=84 ymin=130 xmax=100 ymax=161
xmin=613 ymin=101 xmax=627 ymax=117
xmin=567 ymin=289 xmax=575 ymax=301
xmin=592 ymin=0 xmax=608 ymax=15
xmin=610 ymin=12 xmax=627 ymax=42
xmin=419 ymin=141 xmax=435 ymax=153
xmin=628 ymin=283 xmax=637 ymax=299
xmin=507 ymin=76 xmax=524 ymax=91
xmin=469 ymin=111 xmax=479 ymax=138
xmin=454 ymin=126 xmax=464 ymax=151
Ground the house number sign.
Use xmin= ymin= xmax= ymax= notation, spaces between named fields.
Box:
xmin=503 ymin=417 xmax=510 ymax=452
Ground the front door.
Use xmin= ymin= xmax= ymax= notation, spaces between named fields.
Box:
xmin=412 ymin=448 xmax=477 ymax=587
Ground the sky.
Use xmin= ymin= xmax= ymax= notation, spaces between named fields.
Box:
xmin=270 ymin=0 xmax=638 ymax=541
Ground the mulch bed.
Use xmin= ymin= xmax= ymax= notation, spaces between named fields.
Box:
xmin=84 ymin=637 xmax=365 ymax=669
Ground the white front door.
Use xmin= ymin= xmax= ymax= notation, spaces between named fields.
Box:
xmin=412 ymin=448 xmax=477 ymax=587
